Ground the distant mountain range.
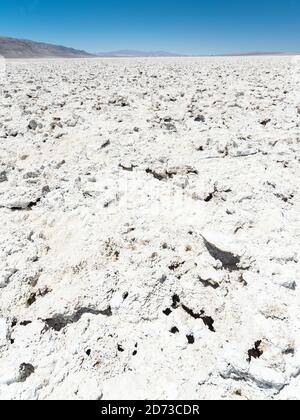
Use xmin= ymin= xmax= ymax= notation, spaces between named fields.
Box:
xmin=0 ymin=36 xmax=94 ymax=58
xmin=96 ymin=50 xmax=182 ymax=57
xmin=0 ymin=37 xmax=181 ymax=58
xmin=0 ymin=36 xmax=299 ymax=59
xmin=97 ymin=50 xmax=300 ymax=58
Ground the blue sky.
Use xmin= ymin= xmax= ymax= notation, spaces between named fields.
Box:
xmin=0 ymin=0 xmax=299 ymax=54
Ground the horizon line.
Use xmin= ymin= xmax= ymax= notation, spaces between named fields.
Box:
xmin=1 ymin=34 xmax=300 ymax=57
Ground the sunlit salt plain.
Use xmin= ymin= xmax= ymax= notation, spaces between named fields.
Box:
xmin=0 ymin=56 xmax=299 ymax=400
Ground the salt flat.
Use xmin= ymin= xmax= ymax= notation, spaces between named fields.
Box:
xmin=0 ymin=56 xmax=299 ymax=400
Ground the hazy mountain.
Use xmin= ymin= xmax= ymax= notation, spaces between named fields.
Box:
xmin=97 ymin=50 xmax=183 ymax=57
xmin=97 ymin=50 xmax=300 ymax=58
xmin=0 ymin=36 xmax=94 ymax=58
xmin=1 ymin=37 xmax=297 ymax=59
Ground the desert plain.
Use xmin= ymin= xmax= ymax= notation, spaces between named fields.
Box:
xmin=0 ymin=56 xmax=299 ymax=400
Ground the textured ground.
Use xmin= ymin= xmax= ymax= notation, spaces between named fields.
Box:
xmin=0 ymin=56 xmax=299 ymax=400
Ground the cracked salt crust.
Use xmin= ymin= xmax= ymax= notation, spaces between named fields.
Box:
xmin=0 ymin=56 xmax=299 ymax=400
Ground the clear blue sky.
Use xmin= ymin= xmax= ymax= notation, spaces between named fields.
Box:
xmin=0 ymin=0 xmax=299 ymax=54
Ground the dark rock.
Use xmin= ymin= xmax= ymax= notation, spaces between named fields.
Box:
xmin=0 ymin=171 xmax=8 ymax=183
xmin=194 ymin=115 xmax=205 ymax=123
xmin=28 ymin=120 xmax=38 ymax=130
xmin=19 ymin=363 xmax=35 ymax=382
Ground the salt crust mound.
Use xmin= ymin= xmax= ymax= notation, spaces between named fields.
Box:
xmin=0 ymin=56 xmax=299 ymax=400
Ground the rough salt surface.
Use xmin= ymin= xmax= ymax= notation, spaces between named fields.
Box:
xmin=0 ymin=56 xmax=299 ymax=400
